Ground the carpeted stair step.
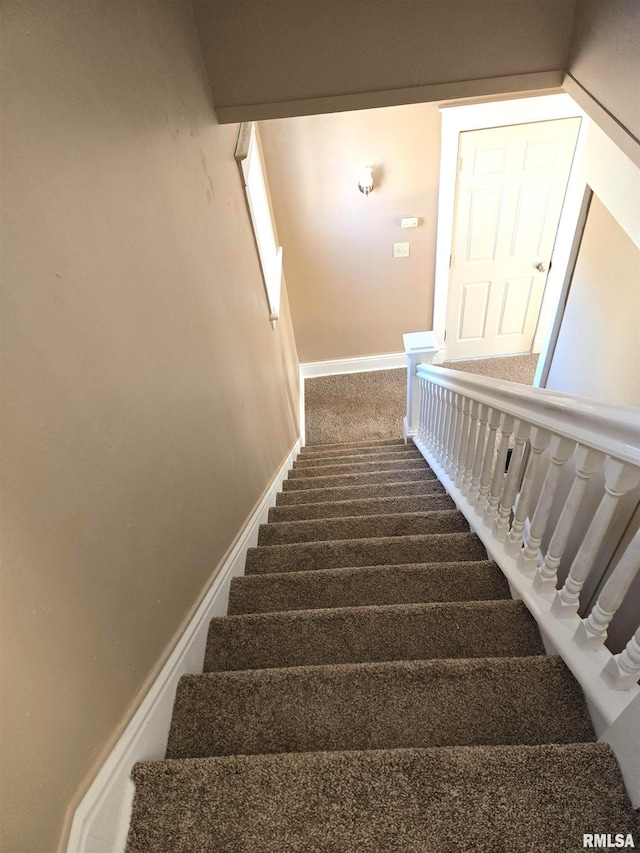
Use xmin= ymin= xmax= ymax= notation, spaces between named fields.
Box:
xmin=228 ymin=559 xmax=511 ymax=614
xmin=268 ymin=491 xmax=453 ymax=523
xmin=245 ymin=531 xmax=487 ymax=574
xmin=127 ymin=743 xmax=640 ymax=853
xmin=293 ymin=448 xmax=423 ymax=468
xmin=282 ymin=467 xmax=436 ymax=491
xmin=276 ymin=477 xmax=444 ymax=506
xmin=257 ymin=509 xmax=469 ymax=546
xmin=165 ymin=656 xmax=594 ymax=760
xmin=300 ymin=438 xmax=408 ymax=454
xmin=298 ymin=443 xmax=419 ymax=460
xmin=204 ymin=599 xmax=544 ymax=672
xmin=288 ymin=456 xmax=429 ymax=478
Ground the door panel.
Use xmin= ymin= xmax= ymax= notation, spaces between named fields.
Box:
xmin=446 ymin=118 xmax=581 ymax=360
xmin=459 ymin=281 xmax=490 ymax=340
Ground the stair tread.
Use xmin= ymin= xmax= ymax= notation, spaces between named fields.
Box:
xmin=268 ymin=491 xmax=451 ymax=522
xmin=293 ymin=449 xmax=423 ymax=467
xmin=245 ymin=531 xmax=487 ymax=574
xmin=228 ymin=559 xmax=511 ymax=614
xmin=288 ymin=457 xmax=429 ymax=477
xmin=204 ymin=599 xmax=544 ymax=672
xmin=282 ymin=467 xmax=436 ymax=491
xmin=128 ymin=743 xmax=639 ymax=853
xmin=258 ymin=509 xmax=469 ymax=546
xmin=166 ymin=655 xmax=594 ymax=760
xmin=300 ymin=438 xmax=408 ymax=452
xmin=276 ymin=477 xmax=444 ymax=505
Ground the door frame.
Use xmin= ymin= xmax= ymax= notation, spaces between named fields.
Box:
xmin=433 ymin=93 xmax=590 ymax=383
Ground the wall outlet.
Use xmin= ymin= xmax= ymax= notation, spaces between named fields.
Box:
xmin=401 ymin=217 xmax=419 ymax=228
xmin=393 ymin=242 xmax=410 ymax=258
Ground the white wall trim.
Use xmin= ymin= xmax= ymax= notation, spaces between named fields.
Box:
xmin=65 ymin=440 xmax=300 ymax=853
xmin=300 ymin=351 xmax=406 ymax=379
xmin=433 ymin=93 xmax=590 ymax=370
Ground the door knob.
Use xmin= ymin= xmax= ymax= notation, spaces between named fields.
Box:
xmin=535 ymin=262 xmax=547 ymax=273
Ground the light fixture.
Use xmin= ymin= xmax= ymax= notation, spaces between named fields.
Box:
xmin=358 ymin=166 xmax=374 ymax=196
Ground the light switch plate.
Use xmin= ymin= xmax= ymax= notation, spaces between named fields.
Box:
xmin=393 ymin=242 xmax=410 ymax=258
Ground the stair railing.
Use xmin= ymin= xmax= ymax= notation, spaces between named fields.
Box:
xmin=414 ymin=364 xmax=640 ymax=727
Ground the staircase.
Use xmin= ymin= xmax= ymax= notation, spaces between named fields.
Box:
xmin=126 ymin=439 xmax=639 ymax=852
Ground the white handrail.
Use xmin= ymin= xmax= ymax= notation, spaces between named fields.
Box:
xmin=416 ymin=364 xmax=640 ymax=466
xmin=413 ymin=362 xmax=640 ymax=732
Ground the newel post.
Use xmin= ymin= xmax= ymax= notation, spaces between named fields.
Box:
xmin=403 ymin=331 xmax=443 ymax=442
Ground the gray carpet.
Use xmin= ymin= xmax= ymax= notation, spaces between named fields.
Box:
xmin=126 ymin=440 xmax=638 ymax=851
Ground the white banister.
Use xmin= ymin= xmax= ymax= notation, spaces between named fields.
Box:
xmin=416 ymin=365 xmax=640 ymax=466
xmin=412 ymin=361 xmax=640 ymax=731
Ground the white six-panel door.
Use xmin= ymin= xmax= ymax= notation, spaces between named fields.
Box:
xmin=446 ymin=118 xmax=581 ymax=360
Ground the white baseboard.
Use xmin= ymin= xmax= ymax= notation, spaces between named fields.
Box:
xmin=300 ymin=351 xmax=406 ymax=378
xmin=65 ymin=440 xmax=300 ymax=853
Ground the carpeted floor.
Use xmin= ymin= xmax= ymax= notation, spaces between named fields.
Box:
xmin=126 ymin=439 xmax=638 ymax=851
xmin=444 ymin=353 xmax=539 ymax=384
xmin=304 ymin=355 xmax=539 ymax=446
xmin=304 ymin=369 xmax=406 ymax=446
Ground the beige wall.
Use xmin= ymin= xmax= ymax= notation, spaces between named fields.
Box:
xmin=567 ymin=0 xmax=640 ymax=141
xmin=193 ymin=0 xmax=575 ymax=121
xmin=260 ymin=105 xmax=441 ymax=362
xmin=0 ymin=3 xmax=299 ymax=852
xmin=546 ymin=195 xmax=640 ymax=406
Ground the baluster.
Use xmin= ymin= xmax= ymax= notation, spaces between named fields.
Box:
xmin=574 ymin=528 xmax=640 ymax=649
xmin=441 ymin=390 xmax=454 ymax=471
xmin=418 ymin=378 xmax=426 ymax=444
xmin=423 ymin=379 xmax=431 ymax=446
xmin=509 ymin=430 xmax=576 ymax=574
xmin=475 ymin=408 xmax=500 ymax=515
xmin=551 ymin=458 xmax=640 ymax=618
xmin=468 ymin=404 xmax=489 ymax=506
xmin=446 ymin=393 xmax=462 ymax=477
xmin=492 ymin=419 xmax=531 ymax=543
xmin=461 ymin=400 xmax=480 ymax=497
xmin=506 ymin=427 xmax=564 ymax=571
xmin=427 ymin=381 xmax=437 ymax=450
xmin=483 ymin=414 xmax=515 ymax=528
xmin=603 ymin=627 xmax=640 ymax=690
xmin=505 ymin=426 xmax=554 ymax=556
xmin=533 ymin=446 xmax=606 ymax=595
xmin=454 ymin=397 xmax=472 ymax=489
xmin=434 ymin=385 xmax=445 ymax=460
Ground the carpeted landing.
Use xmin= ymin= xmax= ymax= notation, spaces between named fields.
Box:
xmin=126 ymin=439 xmax=639 ymax=852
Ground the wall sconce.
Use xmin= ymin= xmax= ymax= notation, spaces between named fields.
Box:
xmin=358 ymin=166 xmax=374 ymax=196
